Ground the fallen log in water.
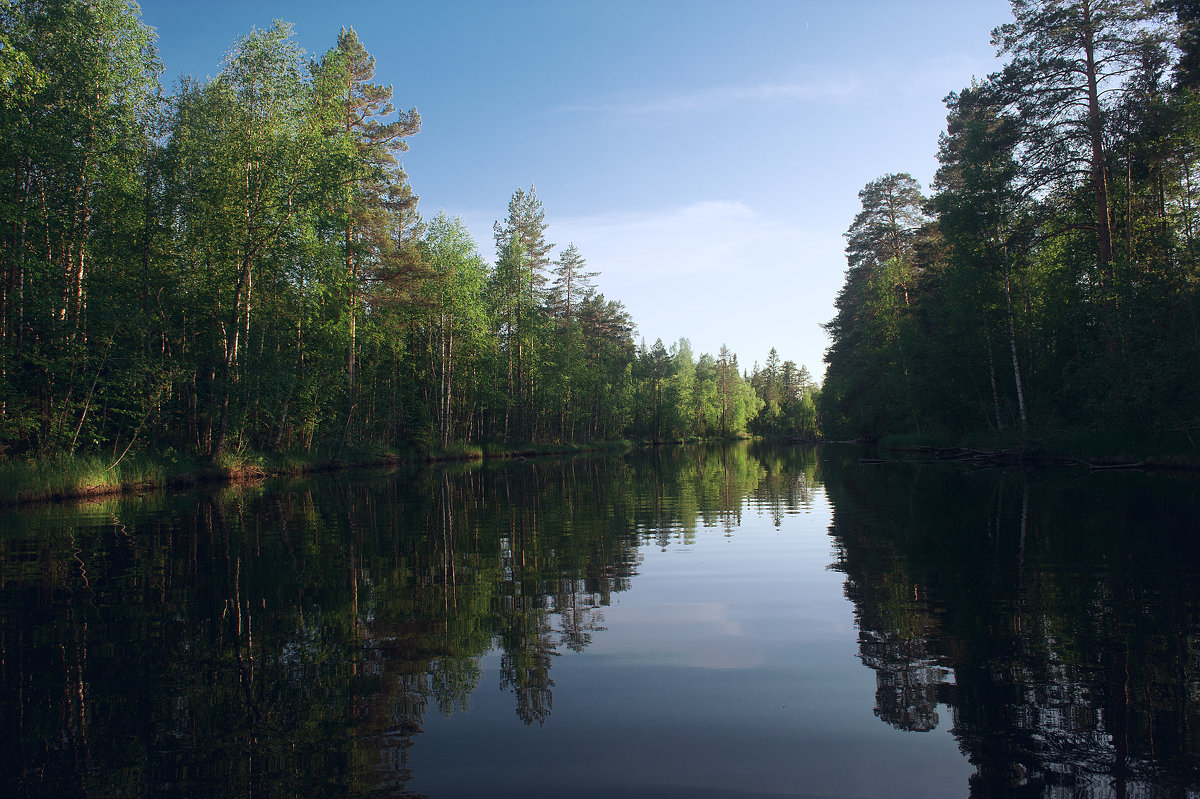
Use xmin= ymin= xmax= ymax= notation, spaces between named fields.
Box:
xmin=880 ymin=444 xmax=1196 ymax=471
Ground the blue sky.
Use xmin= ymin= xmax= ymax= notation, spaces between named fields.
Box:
xmin=136 ymin=0 xmax=1012 ymax=378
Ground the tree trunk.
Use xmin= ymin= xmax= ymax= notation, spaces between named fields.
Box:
xmin=212 ymin=252 xmax=251 ymax=461
xmin=141 ymin=151 xmax=154 ymax=368
xmin=1082 ymin=0 xmax=1114 ymax=270
xmin=13 ymin=158 xmax=30 ymax=357
xmin=345 ymin=222 xmax=357 ymax=448
xmin=1003 ymin=250 xmax=1028 ymax=432
xmin=445 ymin=323 xmax=454 ymax=448
xmin=986 ymin=334 xmax=1003 ymax=431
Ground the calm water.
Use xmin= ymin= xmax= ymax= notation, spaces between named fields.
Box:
xmin=2 ymin=443 xmax=1200 ymax=798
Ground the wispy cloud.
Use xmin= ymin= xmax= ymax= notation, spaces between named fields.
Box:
xmin=550 ymin=200 xmax=844 ymax=373
xmin=561 ymin=74 xmax=861 ymax=115
xmin=556 ymin=200 xmax=763 ymax=276
xmin=559 ymin=47 xmax=1003 ymax=117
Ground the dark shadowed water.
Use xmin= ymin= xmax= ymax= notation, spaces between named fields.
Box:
xmin=2 ymin=443 xmax=1199 ymax=798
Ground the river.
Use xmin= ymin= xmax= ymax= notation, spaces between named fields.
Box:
xmin=2 ymin=443 xmax=1198 ymax=797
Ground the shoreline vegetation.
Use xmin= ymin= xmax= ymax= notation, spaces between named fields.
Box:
xmin=872 ymin=445 xmax=1200 ymax=472
xmin=2 ymin=436 xmax=782 ymax=508
xmin=5 ymin=430 xmax=1197 ymax=509
xmin=0 ymin=440 xmax=643 ymax=508
xmin=867 ymin=430 xmax=1200 ymax=472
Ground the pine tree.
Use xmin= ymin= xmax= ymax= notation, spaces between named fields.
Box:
xmin=312 ymin=28 xmax=421 ymax=444
xmin=823 ymin=174 xmax=929 ymax=438
xmin=993 ymin=0 xmax=1170 ymax=272
xmin=546 ymin=243 xmax=597 ymax=322
xmin=492 ymin=185 xmax=553 ymax=440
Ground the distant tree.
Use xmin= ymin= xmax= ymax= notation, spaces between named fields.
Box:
xmin=795 ymin=364 xmax=813 ymax=398
xmin=546 ymin=243 xmax=597 ymax=322
xmin=576 ymin=293 xmax=635 ymax=438
xmin=780 ymin=361 xmax=800 ymax=402
xmin=543 ymin=243 xmax=598 ymax=439
xmin=645 ymin=338 xmax=671 ymax=440
xmin=663 ymin=338 xmax=696 ymax=438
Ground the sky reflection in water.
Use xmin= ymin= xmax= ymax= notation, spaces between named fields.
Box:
xmin=412 ymin=463 xmax=971 ymax=798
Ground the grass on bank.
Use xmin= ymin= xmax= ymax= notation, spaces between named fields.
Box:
xmin=0 ymin=452 xmax=169 ymax=505
xmin=0 ymin=448 xmax=395 ymax=506
xmin=0 ymin=439 xmax=638 ymax=506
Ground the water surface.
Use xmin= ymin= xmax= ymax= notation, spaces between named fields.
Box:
xmin=2 ymin=443 xmax=1198 ymax=797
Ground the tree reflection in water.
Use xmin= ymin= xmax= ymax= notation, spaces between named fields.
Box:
xmin=0 ymin=444 xmax=816 ymax=797
xmin=824 ymin=448 xmax=1200 ymax=797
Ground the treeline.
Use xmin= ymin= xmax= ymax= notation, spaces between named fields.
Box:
xmin=821 ymin=0 xmax=1200 ymax=443
xmin=0 ymin=1 xmax=813 ymax=462
xmin=627 ymin=339 xmax=819 ymax=443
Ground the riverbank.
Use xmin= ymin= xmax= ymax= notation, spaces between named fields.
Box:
xmin=871 ymin=429 xmax=1200 ymax=471
xmin=0 ymin=440 xmax=635 ymax=508
xmin=10 ymin=430 xmax=1190 ymax=508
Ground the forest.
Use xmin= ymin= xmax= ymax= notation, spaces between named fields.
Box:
xmin=821 ymin=0 xmax=1200 ymax=447
xmin=0 ymin=1 xmax=820 ymax=474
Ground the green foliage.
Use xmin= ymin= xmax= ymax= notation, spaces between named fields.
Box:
xmin=820 ymin=1 xmax=1200 ymax=448
xmin=822 ymin=174 xmax=929 ymax=439
xmin=0 ymin=6 xmax=806 ymax=464
xmin=748 ymin=349 xmax=820 ymax=439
